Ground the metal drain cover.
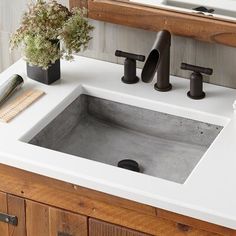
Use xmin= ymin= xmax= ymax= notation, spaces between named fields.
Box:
xmin=117 ymin=159 xmax=140 ymax=172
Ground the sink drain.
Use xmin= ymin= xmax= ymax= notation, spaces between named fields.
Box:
xmin=117 ymin=159 xmax=140 ymax=172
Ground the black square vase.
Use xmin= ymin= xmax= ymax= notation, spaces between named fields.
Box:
xmin=27 ymin=59 xmax=61 ymax=85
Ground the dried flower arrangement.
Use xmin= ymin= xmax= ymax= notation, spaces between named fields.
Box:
xmin=10 ymin=0 xmax=94 ymax=70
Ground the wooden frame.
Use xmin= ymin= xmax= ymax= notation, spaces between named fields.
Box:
xmin=70 ymin=0 xmax=236 ymax=47
xmin=0 ymin=164 xmax=235 ymax=236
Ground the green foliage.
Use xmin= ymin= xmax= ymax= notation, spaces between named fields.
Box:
xmin=61 ymin=8 xmax=93 ymax=60
xmin=10 ymin=0 xmax=94 ymax=69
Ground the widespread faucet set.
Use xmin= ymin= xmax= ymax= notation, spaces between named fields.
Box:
xmin=115 ymin=30 xmax=213 ymax=100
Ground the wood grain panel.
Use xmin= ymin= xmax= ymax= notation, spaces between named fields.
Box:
xmin=7 ymin=195 xmax=26 ymax=236
xmin=69 ymin=0 xmax=88 ymax=10
xmin=0 ymin=192 xmax=8 ymax=236
xmin=88 ymin=218 xmax=223 ymax=236
xmin=50 ymin=206 xmax=88 ymax=236
xmin=27 ymin=200 xmax=88 ymax=236
xmin=26 ymin=200 xmax=50 ymax=236
xmin=87 ymin=0 xmax=236 ymax=47
xmin=89 ymin=218 xmax=150 ymax=236
xmin=156 ymin=209 xmax=236 ymax=236
xmin=0 ymin=165 xmax=155 ymax=217
xmin=0 ymin=164 xmax=233 ymax=236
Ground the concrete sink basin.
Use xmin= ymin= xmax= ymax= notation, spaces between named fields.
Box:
xmin=30 ymin=95 xmax=222 ymax=184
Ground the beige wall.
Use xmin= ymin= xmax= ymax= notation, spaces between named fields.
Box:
xmin=1 ymin=1 xmax=236 ymax=88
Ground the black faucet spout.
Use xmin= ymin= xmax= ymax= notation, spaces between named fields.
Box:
xmin=141 ymin=30 xmax=172 ymax=92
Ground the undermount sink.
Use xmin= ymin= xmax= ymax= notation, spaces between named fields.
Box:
xmin=29 ymin=95 xmax=222 ymax=184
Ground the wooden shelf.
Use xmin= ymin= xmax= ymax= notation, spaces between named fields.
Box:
xmin=70 ymin=0 xmax=236 ymax=47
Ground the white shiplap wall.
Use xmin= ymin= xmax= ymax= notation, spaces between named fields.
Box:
xmin=1 ymin=0 xmax=236 ymax=88
xmin=0 ymin=0 xmax=68 ymax=72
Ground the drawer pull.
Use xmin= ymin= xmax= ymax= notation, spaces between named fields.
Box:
xmin=0 ymin=212 xmax=18 ymax=226
xmin=177 ymin=223 xmax=191 ymax=232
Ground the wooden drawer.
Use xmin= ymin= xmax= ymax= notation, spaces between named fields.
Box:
xmin=89 ymin=218 xmax=151 ymax=236
xmin=26 ymin=200 xmax=88 ymax=236
xmin=89 ymin=217 xmax=221 ymax=236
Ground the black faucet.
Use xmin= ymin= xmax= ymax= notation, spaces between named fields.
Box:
xmin=141 ymin=30 xmax=172 ymax=92
xmin=115 ymin=50 xmax=145 ymax=84
xmin=181 ymin=63 xmax=213 ymax=99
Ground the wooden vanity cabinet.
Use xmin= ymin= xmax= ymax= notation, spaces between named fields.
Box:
xmin=0 ymin=194 xmax=224 ymax=236
xmin=0 ymin=164 xmax=235 ymax=236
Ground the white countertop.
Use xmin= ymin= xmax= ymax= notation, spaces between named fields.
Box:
xmin=0 ymin=56 xmax=236 ymax=229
